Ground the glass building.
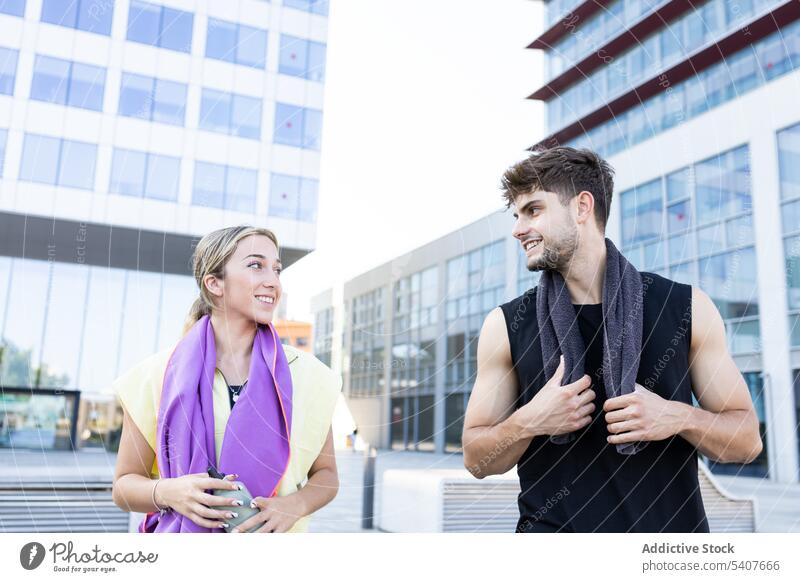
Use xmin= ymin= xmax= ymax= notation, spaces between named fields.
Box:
xmin=313 ymin=0 xmax=800 ymax=483
xmin=0 ymin=0 xmax=330 ymax=450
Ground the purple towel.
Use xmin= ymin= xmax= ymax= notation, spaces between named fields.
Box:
xmin=141 ymin=315 xmax=293 ymax=532
xmin=536 ymin=236 xmax=646 ymax=455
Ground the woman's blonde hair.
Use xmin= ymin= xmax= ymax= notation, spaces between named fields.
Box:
xmin=182 ymin=225 xmax=280 ymax=335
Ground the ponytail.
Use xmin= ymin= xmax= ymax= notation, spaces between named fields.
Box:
xmin=182 ymin=296 xmax=211 ymax=336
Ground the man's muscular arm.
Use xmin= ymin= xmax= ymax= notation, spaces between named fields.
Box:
xmin=462 ymin=308 xmax=595 ymax=478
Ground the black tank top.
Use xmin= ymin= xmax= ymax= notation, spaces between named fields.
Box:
xmin=499 ymin=271 xmax=709 ymax=533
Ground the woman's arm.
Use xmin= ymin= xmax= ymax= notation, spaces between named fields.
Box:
xmin=112 ymin=406 xmax=240 ymax=528
xmin=235 ymin=427 xmax=339 ymax=532
xmin=112 ymin=406 xmax=163 ymax=513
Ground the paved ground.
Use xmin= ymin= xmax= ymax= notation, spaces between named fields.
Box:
xmin=2 ymin=448 xmax=798 ymax=532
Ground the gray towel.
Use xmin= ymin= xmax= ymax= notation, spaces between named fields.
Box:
xmin=535 ymin=236 xmax=646 ymax=455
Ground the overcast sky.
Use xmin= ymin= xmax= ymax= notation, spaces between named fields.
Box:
xmin=282 ymin=0 xmax=544 ymax=321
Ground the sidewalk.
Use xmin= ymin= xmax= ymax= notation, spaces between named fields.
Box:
xmin=2 ymin=448 xmax=798 ymax=532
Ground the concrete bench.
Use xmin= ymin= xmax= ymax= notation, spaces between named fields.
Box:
xmin=378 ymin=461 xmax=757 ymax=532
xmin=0 ymin=481 xmax=130 ymax=533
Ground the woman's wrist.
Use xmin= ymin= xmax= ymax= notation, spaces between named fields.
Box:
xmin=152 ymin=477 xmax=171 ymax=510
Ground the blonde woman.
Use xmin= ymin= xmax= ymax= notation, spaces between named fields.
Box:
xmin=111 ymin=225 xmax=341 ymax=533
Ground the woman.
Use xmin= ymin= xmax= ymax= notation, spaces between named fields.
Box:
xmin=111 ymin=225 xmax=341 ymax=533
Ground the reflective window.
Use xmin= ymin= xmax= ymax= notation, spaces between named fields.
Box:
xmin=778 ymin=121 xmax=800 ymax=201
xmin=117 ymin=270 xmax=161 ymax=375
xmin=699 ymin=247 xmax=758 ymax=319
xmin=41 ymin=0 xmax=113 ymax=35
xmin=274 ymin=103 xmax=323 ymax=150
xmin=695 ymin=146 xmax=751 ymax=225
xmin=127 ymin=0 xmax=193 ymax=53
xmin=206 ymin=18 xmax=267 ymax=68
xmin=192 ymin=161 xmax=257 ymax=213
xmin=269 ymin=173 xmax=318 ymax=222
xmin=0 ymin=0 xmax=25 ymax=17
xmin=119 ymin=73 xmax=186 ymax=126
xmin=157 ymin=275 xmax=198 ymax=350
xmin=279 ymin=35 xmax=326 ymax=82
xmin=110 ymin=148 xmax=180 ymax=201
xmin=30 ymin=55 xmax=106 ymax=111
xmin=0 ymin=128 xmax=6 ymax=177
xmin=39 ymin=263 xmax=89 ymax=388
xmin=0 ymin=46 xmax=18 ymax=95
xmin=2 ymin=259 xmax=50 ymax=384
xmin=621 ymin=179 xmax=662 ymax=245
xmin=19 ymin=133 xmax=97 ymax=190
xmin=283 ymin=0 xmax=329 ymax=16
xmin=199 ymin=89 xmax=261 ymax=139
xmin=77 ymin=267 xmax=126 ymax=391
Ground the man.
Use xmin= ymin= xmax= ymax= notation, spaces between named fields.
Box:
xmin=462 ymin=146 xmax=763 ymax=533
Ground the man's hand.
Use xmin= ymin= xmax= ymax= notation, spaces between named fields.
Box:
xmin=512 ymin=355 xmax=596 ymax=439
xmin=604 ymin=383 xmax=686 ymax=445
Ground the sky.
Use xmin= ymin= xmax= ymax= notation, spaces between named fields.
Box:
xmin=282 ymin=0 xmax=544 ymax=321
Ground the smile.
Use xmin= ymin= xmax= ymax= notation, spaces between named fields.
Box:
xmin=524 ymin=239 xmax=542 ymax=252
xmin=255 ymin=295 xmax=275 ymax=304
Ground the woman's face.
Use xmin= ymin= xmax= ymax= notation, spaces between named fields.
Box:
xmin=209 ymin=234 xmax=283 ymax=325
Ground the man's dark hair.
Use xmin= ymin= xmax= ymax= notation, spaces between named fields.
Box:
xmin=501 ymin=146 xmax=615 ymax=231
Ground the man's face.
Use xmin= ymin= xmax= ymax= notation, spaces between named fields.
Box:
xmin=511 ymin=189 xmax=579 ymax=272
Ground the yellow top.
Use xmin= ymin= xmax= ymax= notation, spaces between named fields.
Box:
xmin=112 ymin=343 xmax=342 ymax=533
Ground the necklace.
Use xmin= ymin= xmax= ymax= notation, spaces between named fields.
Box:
xmin=228 ymin=379 xmax=248 ymax=402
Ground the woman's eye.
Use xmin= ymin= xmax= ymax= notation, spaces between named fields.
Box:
xmin=248 ymin=262 xmax=261 ymax=269
xmin=275 ymin=268 xmax=283 ymax=275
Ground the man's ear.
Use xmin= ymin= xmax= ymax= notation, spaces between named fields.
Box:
xmin=203 ymin=274 xmax=223 ymax=299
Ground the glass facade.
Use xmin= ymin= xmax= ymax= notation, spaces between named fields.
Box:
xmin=279 ymin=35 xmax=327 ymax=82
xmin=549 ymin=0 xmax=781 ymax=132
xmin=778 ymin=122 xmax=800 ymax=347
xmin=268 ymin=173 xmax=319 ymax=222
xmin=0 ymin=128 xmax=6 ymax=177
xmin=349 ymin=288 xmax=385 ymax=398
xmin=391 ymin=267 xmax=438 ymax=451
xmin=0 ymin=46 xmax=18 ymax=96
xmin=199 ymin=89 xmax=262 ymax=139
xmin=568 ymin=18 xmax=800 ymax=157
xmin=30 ymin=55 xmax=106 ymax=112
xmin=0 ymin=0 xmax=25 ymax=17
xmin=110 ymin=148 xmax=181 ymax=201
xmin=314 ymin=306 xmax=334 ymax=367
xmin=127 ymin=0 xmax=193 ymax=53
xmin=19 ymin=133 xmax=97 ymax=190
xmin=192 ymin=161 xmax=258 ymax=213
xmin=274 ymin=103 xmax=323 ymax=150
xmin=0 ymin=256 xmax=198 ymax=394
xmin=444 ymin=240 xmax=505 ymax=451
xmin=41 ymin=0 xmax=114 ymax=36
xmin=119 ymin=73 xmax=187 ymax=126
xmin=284 ymin=0 xmax=329 ymax=16
xmin=206 ymin=18 xmax=267 ymax=69
xmin=621 ymin=145 xmax=759 ymax=355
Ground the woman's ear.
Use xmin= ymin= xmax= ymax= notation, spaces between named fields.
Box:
xmin=203 ymin=274 xmax=224 ymax=299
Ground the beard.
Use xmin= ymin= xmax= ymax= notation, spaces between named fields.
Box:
xmin=526 ymin=223 xmax=579 ymax=272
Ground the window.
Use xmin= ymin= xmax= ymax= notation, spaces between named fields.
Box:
xmin=110 ymin=148 xmax=180 ymax=201
xmin=695 ymin=146 xmax=751 ymax=225
xmin=0 ymin=0 xmax=25 ymax=17
xmin=19 ymin=133 xmax=96 ymax=190
xmin=206 ymin=18 xmax=267 ymax=68
xmin=40 ymin=0 xmax=113 ymax=35
xmin=283 ymin=0 xmax=329 ymax=16
xmin=0 ymin=128 xmax=7 ymax=177
xmin=269 ymin=173 xmax=318 ymax=222
xmin=274 ymin=103 xmax=323 ymax=150
xmin=193 ymin=162 xmax=257 ymax=213
xmin=0 ymin=46 xmax=17 ymax=96
xmin=199 ymin=89 xmax=261 ymax=139
xmin=30 ymin=55 xmax=105 ymax=111
xmin=279 ymin=35 xmax=326 ymax=82
xmin=127 ymin=0 xmax=193 ymax=53
xmin=621 ymin=179 xmax=662 ymax=245
xmin=119 ymin=73 xmax=187 ymax=126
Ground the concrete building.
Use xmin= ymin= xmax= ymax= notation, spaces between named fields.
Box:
xmin=312 ymin=0 xmax=800 ymax=483
xmin=0 ymin=0 xmax=330 ymax=450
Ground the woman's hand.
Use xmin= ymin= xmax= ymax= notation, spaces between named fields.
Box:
xmin=231 ymin=494 xmax=307 ymax=533
xmin=157 ymin=472 xmax=244 ymax=530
